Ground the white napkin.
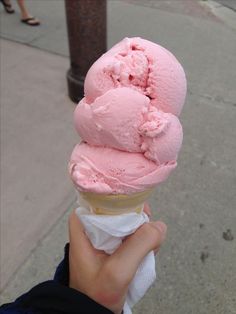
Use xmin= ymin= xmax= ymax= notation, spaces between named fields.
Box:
xmin=75 ymin=206 xmax=156 ymax=314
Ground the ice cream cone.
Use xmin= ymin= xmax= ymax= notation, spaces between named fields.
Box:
xmin=78 ymin=188 xmax=154 ymax=215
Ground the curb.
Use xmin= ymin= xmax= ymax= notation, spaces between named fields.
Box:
xmin=200 ymin=0 xmax=236 ymax=30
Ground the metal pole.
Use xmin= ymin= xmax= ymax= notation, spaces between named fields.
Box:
xmin=65 ymin=0 xmax=107 ymax=103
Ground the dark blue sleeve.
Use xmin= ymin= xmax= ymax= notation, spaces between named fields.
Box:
xmin=0 ymin=244 xmax=113 ymax=314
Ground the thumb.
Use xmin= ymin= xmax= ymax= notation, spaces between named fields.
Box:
xmin=108 ymin=221 xmax=167 ymax=282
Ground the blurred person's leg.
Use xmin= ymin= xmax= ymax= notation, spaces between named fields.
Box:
xmin=16 ymin=0 xmax=40 ymax=26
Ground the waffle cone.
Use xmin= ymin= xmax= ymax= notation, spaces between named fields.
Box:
xmin=79 ymin=188 xmax=154 ymax=215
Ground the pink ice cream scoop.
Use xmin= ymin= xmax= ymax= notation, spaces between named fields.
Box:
xmin=74 ymin=87 xmax=183 ymax=164
xmin=84 ymin=37 xmax=186 ymax=116
xmin=69 ymin=143 xmax=176 ymax=195
xmin=69 ymin=37 xmax=186 ymax=195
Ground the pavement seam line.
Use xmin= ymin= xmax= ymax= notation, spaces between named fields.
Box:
xmin=0 ymin=36 xmax=69 ymax=58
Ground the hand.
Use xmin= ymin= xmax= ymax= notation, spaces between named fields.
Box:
xmin=68 ymin=205 xmax=167 ymax=314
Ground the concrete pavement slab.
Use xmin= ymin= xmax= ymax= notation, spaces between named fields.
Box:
xmin=0 ymin=39 xmax=78 ymax=290
xmin=202 ymin=1 xmax=236 ymax=30
xmin=0 ymin=0 xmax=232 ymax=56
xmin=124 ymin=0 xmax=219 ymax=20
xmin=0 ymin=203 xmax=73 ymax=304
xmin=0 ymin=0 xmax=68 ymax=56
xmin=216 ymin=0 xmax=236 ymax=11
xmin=31 ymin=25 xmax=68 ymax=57
xmin=0 ymin=3 xmax=45 ymax=44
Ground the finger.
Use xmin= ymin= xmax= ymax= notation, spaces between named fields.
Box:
xmin=68 ymin=210 xmax=101 ymax=266
xmin=107 ymin=221 xmax=167 ymax=283
xmin=143 ymin=203 xmax=152 ymax=218
xmin=69 ymin=210 xmax=92 ymax=250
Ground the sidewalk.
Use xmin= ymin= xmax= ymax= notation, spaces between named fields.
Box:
xmin=1 ymin=1 xmax=236 ymax=313
xmin=0 ymin=39 xmax=78 ymax=292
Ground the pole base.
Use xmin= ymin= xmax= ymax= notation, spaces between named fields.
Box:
xmin=66 ymin=69 xmax=85 ymax=104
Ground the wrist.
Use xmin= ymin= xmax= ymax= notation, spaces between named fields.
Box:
xmin=86 ymin=289 xmax=124 ymax=314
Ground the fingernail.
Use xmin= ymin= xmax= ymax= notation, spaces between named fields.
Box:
xmin=153 ymin=221 xmax=167 ymax=236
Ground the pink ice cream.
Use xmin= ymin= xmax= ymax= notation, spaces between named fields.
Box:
xmin=69 ymin=143 xmax=176 ymax=194
xmin=74 ymin=87 xmax=183 ymax=164
xmin=84 ymin=37 xmax=186 ymax=116
xmin=69 ymin=37 xmax=186 ymax=195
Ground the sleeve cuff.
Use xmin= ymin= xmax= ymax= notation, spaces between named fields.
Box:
xmin=17 ymin=280 xmax=114 ymax=314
